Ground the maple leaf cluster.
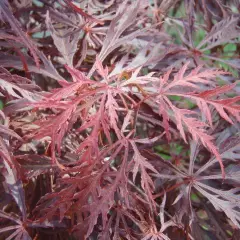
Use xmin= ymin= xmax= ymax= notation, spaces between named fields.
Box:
xmin=0 ymin=0 xmax=240 ymax=239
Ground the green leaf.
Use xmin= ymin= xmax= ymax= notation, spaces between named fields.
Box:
xmin=0 ymin=101 xmax=3 ymax=110
xmin=223 ymin=43 xmax=237 ymax=53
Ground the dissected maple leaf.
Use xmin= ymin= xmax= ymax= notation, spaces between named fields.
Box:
xmin=0 ymin=210 xmax=31 ymax=240
xmin=0 ymin=0 xmax=39 ymax=67
xmin=62 ymin=0 xmax=104 ymax=25
xmin=46 ymin=11 xmax=80 ymax=67
xmin=197 ymin=15 xmax=240 ymax=51
xmin=0 ymin=67 xmax=42 ymax=102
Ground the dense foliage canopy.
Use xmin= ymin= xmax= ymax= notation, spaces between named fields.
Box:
xmin=0 ymin=0 xmax=240 ymax=239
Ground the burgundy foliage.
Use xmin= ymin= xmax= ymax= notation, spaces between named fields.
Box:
xmin=0 ymin=0 xmax=240 ymax=239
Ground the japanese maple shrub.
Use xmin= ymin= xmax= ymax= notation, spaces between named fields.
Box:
xmin=0 ymin=0 xmax=240 ymax=239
